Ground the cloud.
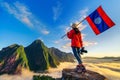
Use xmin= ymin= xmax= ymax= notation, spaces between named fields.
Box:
xmin=73 ymin=8 xmax=89 ymax=30
xmin=52 ymin=1 xmax=62 ymax=21
xmin=41 ymin=29 xmax=50 ymax=35
xmin=61 ymin=42 xmax=71 ymax=49
xmin=60 ymin=40 xmax=97 ymax=52
xmin=70 ymin=8 xmax=89 ymax=24
xmin=2 ymin=2 xmax=34 ymax=28
xmin=64 ymin=8 xmax=89 ymax=33
xmin=79 ymin=8 xmax=89 ymax=20
xmin=1 ymin=1 xmax=49 ymax=35
xmin=22 ymin=17 xmax=33 ymax=27
xmin=81 ymin=33 xmax=86 ymax=39
xmin=54 ymin=40 xmax=60 ymax=44
xmin=53 ymin=39 xmax=64 ymax=44
xmin=83 ymin=41 xmax=97 ymax=46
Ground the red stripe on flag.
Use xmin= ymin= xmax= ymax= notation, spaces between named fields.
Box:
xmin=97 ymin=6 xmax=115 ymax=28
xmin=86 ymin=16 xmax=100 ymax=35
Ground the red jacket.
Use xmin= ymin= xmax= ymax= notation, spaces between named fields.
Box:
xmin=67 ymin=29 xmax=83 ymax=48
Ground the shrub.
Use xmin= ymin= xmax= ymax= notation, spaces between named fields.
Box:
xmin=33 ymin=75 xmax=55 ymax=80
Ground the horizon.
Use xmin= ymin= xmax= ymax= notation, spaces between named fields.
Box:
xmin=0 ymin=39 xmax=119 ymax=58
xmin=0 ymin=0 xmax=120 ymax=57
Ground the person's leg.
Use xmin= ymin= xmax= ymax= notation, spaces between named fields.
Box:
xmin=72 ymin=47 xmax=82 ymax=64
xmin=73 ymin=47 xmax=86 ymax=72
xmin=77 ymin=47 xmax=83 ymax=64
xmin=77 ymin=47 xmax=81 ymax=57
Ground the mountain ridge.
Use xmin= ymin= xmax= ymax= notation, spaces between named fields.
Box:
xmin=0 ymin=44 xmax=29 ymax=74
xmin=0 ymin=39 xmax=74 ymax=74
xmin=25 ymin=39 xmax=59 ymax=71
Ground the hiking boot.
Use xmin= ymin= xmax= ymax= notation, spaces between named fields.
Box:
xmin=75 ymin=64 xmax=83 ymax=73
xmin=81 ymin=65 xmax=86 ymax=73
xmin=75 ymin=64 xmax=86 ymax=73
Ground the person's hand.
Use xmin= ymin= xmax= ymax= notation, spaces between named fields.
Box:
xmin=80 ymin=47 xmax=88 ymax=55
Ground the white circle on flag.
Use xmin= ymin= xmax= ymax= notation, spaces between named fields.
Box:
xmin=94 ymin=17 xmax=102 ymax=24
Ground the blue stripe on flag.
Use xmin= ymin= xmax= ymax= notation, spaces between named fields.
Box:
xmin=89 ymin=10 xmax=109 ymax=33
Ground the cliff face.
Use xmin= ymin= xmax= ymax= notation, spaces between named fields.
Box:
xmin=0 ymin=44 xmax=29 ymax=74
xmin=25 ymin=40 xmax=59 ymax=72
xmin=62 ymin=68 xmax=108 ymax=80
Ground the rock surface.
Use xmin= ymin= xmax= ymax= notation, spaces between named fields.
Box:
xmin=62 ymin=68 xmax=108 ymax=80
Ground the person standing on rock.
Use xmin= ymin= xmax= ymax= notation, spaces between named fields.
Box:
xmin=67 ymin=23 xmax=86 ymax=73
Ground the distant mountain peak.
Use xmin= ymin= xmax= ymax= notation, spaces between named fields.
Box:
xmin=27 ymin=39 xmax=45 ymax=47
xmin=25 ymin=39 xmax=45 ymax=49
xmin=8 ymin=44 xmax=19 ymax=48
xmin=33 ymin=39 xmax=43 ymax=44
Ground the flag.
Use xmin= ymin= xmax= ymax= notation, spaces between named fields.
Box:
xmin=86 ymin=6 xmax=115 ymax=35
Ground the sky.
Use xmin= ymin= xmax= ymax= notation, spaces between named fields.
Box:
xmin=0 ymin=0 xmax=120 ymax=57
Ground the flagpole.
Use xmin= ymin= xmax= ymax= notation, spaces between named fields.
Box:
xmin=76 ymin=17 xmax=86 ymax=27
xmin=61 ymin=17 xmax=86 ymax=39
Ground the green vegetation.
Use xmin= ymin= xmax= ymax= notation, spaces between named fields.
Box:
xmin=33 ymin=75 xmax=55 ymax=80
xmin=25 ymin=40 xmax=58 ymax=71
xmin=0 ymin=44 xmax=29 ymax=74
xmin=0 ymin=39 xmax=74 ymax=74
xmin=15 ymin=46 xmax=29 ymax=69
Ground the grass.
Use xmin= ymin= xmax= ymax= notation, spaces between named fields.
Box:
xmin=33 ymin=75 xmax=55 ymax=80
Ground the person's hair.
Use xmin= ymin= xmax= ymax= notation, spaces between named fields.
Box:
xmin=73 ymin=28 xmax=80 ymax=34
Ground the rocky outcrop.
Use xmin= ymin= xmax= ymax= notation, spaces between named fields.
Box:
xmin=0 ymin=44 xmax=29 ymax=74
xmin=62 ymin=68 xmax=108 ymax=80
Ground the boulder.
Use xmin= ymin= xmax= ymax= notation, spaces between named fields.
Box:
xmin=62 ymin=68 xmax=108 ymax=80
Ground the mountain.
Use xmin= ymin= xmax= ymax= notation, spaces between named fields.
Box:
xmin=49 ymin=47 xmax=74 ymax=62
xmin=25 ymin=40 xmax=59 ymax=72
xmin=0 ymin=44 xmax=29 ymax=74
xmin=0 ymin=39 xmax=74 ymax=74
